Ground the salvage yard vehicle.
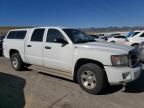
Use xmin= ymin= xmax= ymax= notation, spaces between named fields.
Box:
xmin=89 ymin=34 xmax=105 ymax=42
xmin=125 ymin=30 xmax=144 ymax=47
xmin=3 ymin=27 xmax=141 ymax=94
xmin=107 ymin=35 xmax=128 ymax=43
xmin=137 ymin=42 xmax=144 ymax=63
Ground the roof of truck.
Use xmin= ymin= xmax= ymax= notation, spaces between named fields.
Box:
xmin=9 ymin=27 xmax=75 ymax=31
xmin=34 ymin=27 xmax=74 ymax=29
xmin=9 ymin=28 xmax=31 ymax=31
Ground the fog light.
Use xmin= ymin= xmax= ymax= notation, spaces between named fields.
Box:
xmin=122 ymin=72 xmax=131 ymax=79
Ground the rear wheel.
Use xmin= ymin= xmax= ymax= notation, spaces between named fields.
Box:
xmin=10 ymin=53 xmax=24 ymax=71
xmin=77 ymin=63 xmax=107 ymax=95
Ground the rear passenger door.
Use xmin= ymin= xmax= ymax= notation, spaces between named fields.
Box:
xmin=25 ymin=28 xmax=45 ymax=66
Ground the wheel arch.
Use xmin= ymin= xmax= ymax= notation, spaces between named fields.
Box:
xmin=9 ymin=49 xmax=20 ymax=58
xmin=73 ymin=58 xmax=106 ymax=82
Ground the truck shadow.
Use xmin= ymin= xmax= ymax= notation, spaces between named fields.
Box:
xmin=101 ymin=70 xmax=144 ymax=95
xmin=38 ymin=72 xmax=73 ymax=82
xmin=0 ymin=72 xmax=26 ymax=108
xmin=100 ymin=85 xmax=123 ymax=95
xmin=124 ymin=70 xmax=144 ymax=93
xmin=0 ymin=53 xmax=3 ymax=57
xmin=38 ymin=70 xmax=144 ymax=95
xmin=38 ymin=72 xmax=124 ymax=95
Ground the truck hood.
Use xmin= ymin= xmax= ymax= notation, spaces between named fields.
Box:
xmin=74 ymin=42 xmax=133 ymax=54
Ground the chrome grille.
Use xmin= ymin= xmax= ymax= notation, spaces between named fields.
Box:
xmin=129 ymin=50 xmax=139 ymax=68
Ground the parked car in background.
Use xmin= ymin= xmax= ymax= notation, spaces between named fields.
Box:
xmin=107 ymin=35 xmax=128 ymax=43
xmin=125 ymin=30 xmax=144 ymax=47
xmin=137 ymin=42 xmax=144 ymax=63
xmin=101 ymin=34 xmax=117 ymax=41
xmin=3 ymin=27 xmax=141 ymax=94
xmin=0 ymin=36 xmax=5 ymax=55
xmin=97 ymin=33 xmax=105 ymax=36
xmin=100 ymin=35 xmax=109 ymax=41
xmin=89 ymin=34 xmax=105 ymax=42
xmin=127 ymin=31 xmax=140 ymax=38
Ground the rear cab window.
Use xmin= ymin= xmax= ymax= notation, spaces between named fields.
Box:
xmin=7 ymin=30 xmax=27 ymax=39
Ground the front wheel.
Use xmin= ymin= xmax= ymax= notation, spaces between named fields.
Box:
xmin=10 ymin=53 xmax=24 ymax=71
xmin=77 ymin=63 xmax=107 ymax=95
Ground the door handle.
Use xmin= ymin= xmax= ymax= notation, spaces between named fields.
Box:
xmin=27 ymin=45 xmax=32 ymax=47
xmin=45 ymin=46 xmax=51 ymax=49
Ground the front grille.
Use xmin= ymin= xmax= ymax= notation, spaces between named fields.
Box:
xmin=129 ymin=50 xmax=139 ymax=68
xmin=129 ymin=50 xmax=140 ymax=68
xmin=0 ymin=43 xmax=2 ymax=48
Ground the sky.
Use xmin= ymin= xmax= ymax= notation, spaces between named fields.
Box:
xmin=0 ymin=0 xmax=144 ymax=27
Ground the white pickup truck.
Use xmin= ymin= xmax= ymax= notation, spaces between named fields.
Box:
xmin=3 ymin=27 xmax=141 ymax=94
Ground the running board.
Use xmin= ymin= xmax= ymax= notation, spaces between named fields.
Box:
xmin=30 ymin=65 xmax=73 ymax=80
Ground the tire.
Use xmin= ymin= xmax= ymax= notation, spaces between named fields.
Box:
xmin=10 ymin=53 xmax=24 ymax=71
xmin=77 ymin=63 xmax=107 ymax=95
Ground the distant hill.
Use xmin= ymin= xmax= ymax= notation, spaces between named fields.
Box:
xmin=81 ymin=26 xmax=144 ymax=34
xmin=0 ymin=26 xmax=144 ymax=36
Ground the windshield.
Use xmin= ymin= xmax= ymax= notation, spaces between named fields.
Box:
xmin=63 ymin=29 xmax=95 ymax=43
xmin=127 ymin=31 xmax=140 ymax=37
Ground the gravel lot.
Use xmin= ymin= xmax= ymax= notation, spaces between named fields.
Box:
xmin=0 ymin=56 xmax=144 ymax=108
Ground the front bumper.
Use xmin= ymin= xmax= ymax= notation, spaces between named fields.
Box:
xmin=104 ymin=66 xmax=141 ymax=85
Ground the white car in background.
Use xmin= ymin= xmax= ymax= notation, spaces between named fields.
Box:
xmin=125 ymin=30 xmax=144 ymax=47
xmin=89 ymin=34 xmax=105 ymax=42
xmin=107 ymin=35 xmax=128 ymax=44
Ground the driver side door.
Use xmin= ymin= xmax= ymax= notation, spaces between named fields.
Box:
xmin=43 ymin=28 xmax=74 ymax=73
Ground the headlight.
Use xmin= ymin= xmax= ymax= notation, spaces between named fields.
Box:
xmin=111 ymin=55 xmax=129 ymax=66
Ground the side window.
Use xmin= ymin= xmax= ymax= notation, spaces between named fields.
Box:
xmin=140 ymin=33 xmax=144 ymax=37
xmin=119 ymin=36 xmax=125 ymax=38
xmin=114 ymin=36 xmax=125 ymax=38
xmin=7 ymin=31 xmax=27 ymax=39
xmin=46 ymin=29 xmax=65 ymax=43
xmin=7 ymin=31 xmax=15 ymax=39
xmin=114 ymin=36 xmax=119 ymax=38
xmin=31 ymin=29 xmax=45 ymax=42
xmin=16 ymin=31 xmax=27 ymax=39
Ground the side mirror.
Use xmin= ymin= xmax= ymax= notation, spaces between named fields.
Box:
xmin=55 ymin=38 xmax=68 ymax=45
